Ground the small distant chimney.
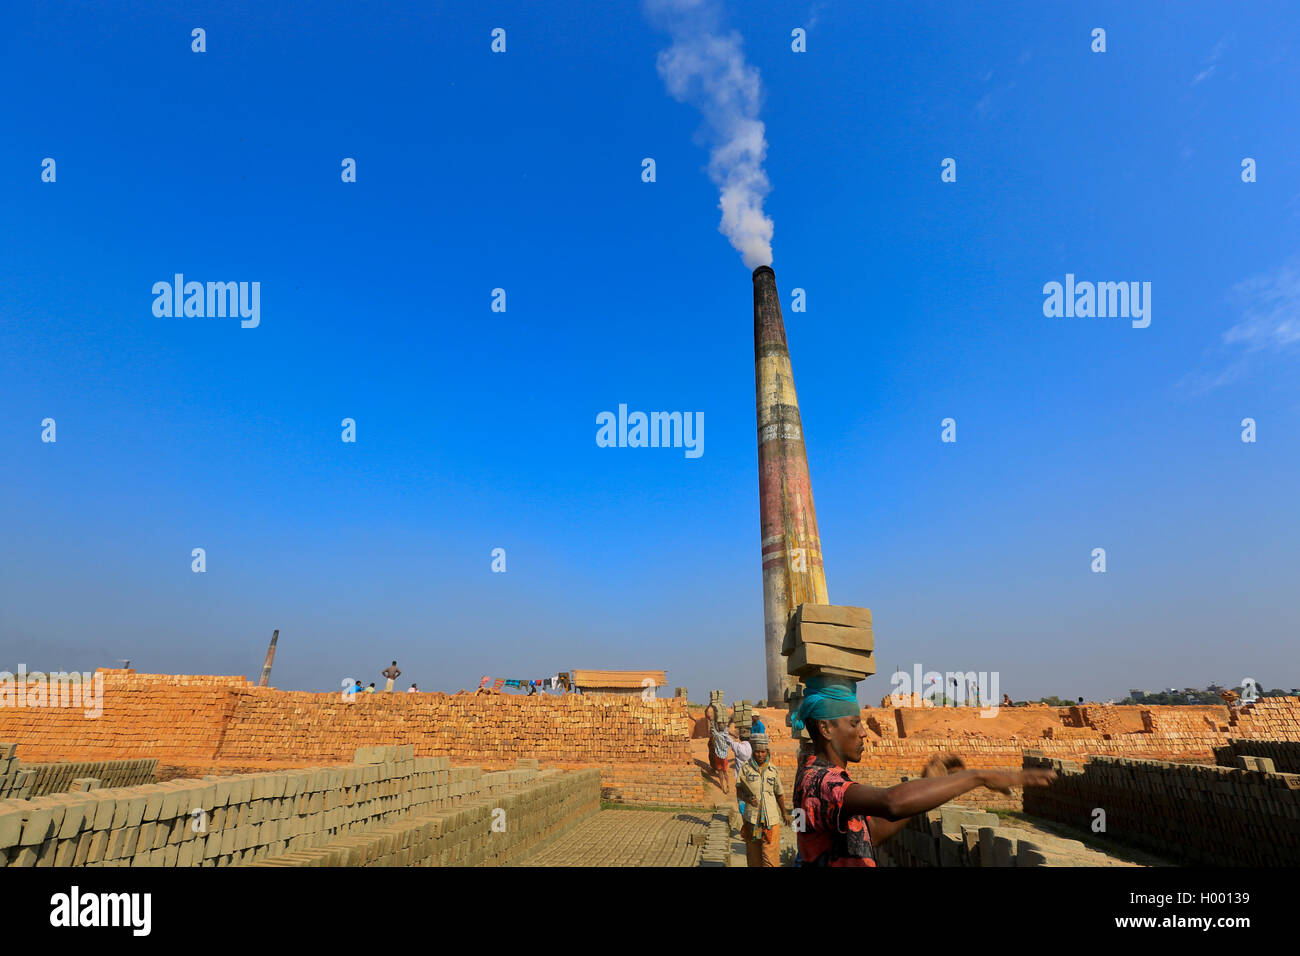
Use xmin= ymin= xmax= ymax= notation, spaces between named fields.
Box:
xmin=258 ymin=630 xmax=279 ymax=687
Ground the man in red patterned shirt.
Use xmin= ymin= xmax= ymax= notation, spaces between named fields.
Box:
xmin=792 ymin=676 xmax=1056 ymax=866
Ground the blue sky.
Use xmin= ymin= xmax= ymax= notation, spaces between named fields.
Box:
xmin=2 ymin=1 xmax=1297 ymax=702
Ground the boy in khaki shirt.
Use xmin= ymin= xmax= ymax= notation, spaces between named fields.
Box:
xmin=736 ymin=733 xmax=790 ymax=867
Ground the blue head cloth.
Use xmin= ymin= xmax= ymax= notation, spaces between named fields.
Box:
xmin=791 ymin=675 xmax=860 ymax=734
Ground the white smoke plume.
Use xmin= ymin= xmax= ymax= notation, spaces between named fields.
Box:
xmin=647 ymin=0 xmax=774 ymax=270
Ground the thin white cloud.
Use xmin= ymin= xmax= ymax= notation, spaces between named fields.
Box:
xmin=1224 ymin=260 xmax=1300 ymax=352
xmin=1191 ymin=35 xmax=1230 ymax=87
xmin=807 ymin=0 xmax=828 ymax=32
xmin=1175 ymin=258 xmax=1300 ymax=395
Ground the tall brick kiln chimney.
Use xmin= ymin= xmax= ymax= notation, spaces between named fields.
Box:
xmin=257 ymin=629 xmax=279 ymax=687
xmin=753 ymin=265 xmax=829 ymax=703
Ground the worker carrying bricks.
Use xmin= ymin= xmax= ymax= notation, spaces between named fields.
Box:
xmin=721 ymin=721 xmax=752 ymax=795
xmin=736 ymin=732 xmax=789 ymax=867
xmin=382 ymin=661 xmax=401 ymax=693
xmin=791 ymin=676 xmax=1057 ymax=867
xmin=705 ymin=705 xmax=731 ymax=794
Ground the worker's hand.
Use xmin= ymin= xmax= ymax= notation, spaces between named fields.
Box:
xmin=977 ymin=769 xmax=1057 ymax=794
xmin=921 ymin=753 xmax=967 ymax=777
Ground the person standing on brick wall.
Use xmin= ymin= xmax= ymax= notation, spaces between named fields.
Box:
xmin=736 ymin=732 xmax=789 ymax=867
xmin=382 ymin=661 xmax=401 ymax=693
xmin=791 ymin=675 xmax=1057 ymax=867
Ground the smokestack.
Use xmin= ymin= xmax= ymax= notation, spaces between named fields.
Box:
xmin=257 ymin=629 xmax=279 ymax=687
xmin=753 ymin=266 xmax=829 ymax=703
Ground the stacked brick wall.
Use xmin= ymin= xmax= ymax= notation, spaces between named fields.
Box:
xmin=1214 ymin=739 xmax=1300 ymax=775
xmin=864 ymin=710 xmax=899 ymax=739
xmin=1141 ymin=707 xmax=1228 ymax=736
xmin=1022 ymin=751 xmax=1300 ymax=866
xmin=0 ymin=744 xmax=598 ymax=867
xmin=1065 ymin=705 xmax=1127 ymax=737
xmin=0 ymin=679 xmax=242 ymax=762
xmin=93 ymin=670 xmax=252 ymax=688
xmin=1233 ymin=696 xmax=1300 ymax=738
xmin=0 ymin=744 xmax=156 ymax=798
xmin=592 ymin=763 xmax=707 ymax=806
xmin=0 ymin=672 xmax=691 ymax=766
xmin=216 ymin=688 xmax=691 ymax=764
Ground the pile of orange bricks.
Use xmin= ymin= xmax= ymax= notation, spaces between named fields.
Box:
xmin=0 ymin=679 xmax=241 ymax=762
xmin=1064 ymin=705 xmax=1127 ymax=737
xmin=1234 ymin=697 xmax=1300 ymax=738
xmin=593 ymin=763 xmax=704 ymax=806
xmin=0 ymin=671 xmax=692 ymax=766
xmin=1142 ymin=707 xmax=1231 ymax=739
xmin=93 ymin=670 xmax=249 ymax=688
xmin=864 ymin=709 xmax=900 ymax=739
xmin=217 ymin=687 xmax=692 ymax=764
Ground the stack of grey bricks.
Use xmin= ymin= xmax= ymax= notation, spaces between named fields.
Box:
xmin=696 ymin=811 xmax=731 ymax=867
xmin=0 ymin=743 xmax=157 ymax=799
xmin=0 ymin=745 xmax=602 ymax=867
xmin=246 ymin=762 xmax=600 ymax=867
xmin=874 ymin=807 xmax=1067 ymax=867
xmin=1023 ymin=750 xmax=1300 ymax=866
xmin=1214 ymin=739 xmax=1300 ymax=775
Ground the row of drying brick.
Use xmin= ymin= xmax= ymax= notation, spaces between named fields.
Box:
xmin=697 ymin=812 xmax=732 ymax=867
xmin=0 ymin=743 xmax=156 ymax=799
xmin=246 ymin=768 xmax=600 ymax=867
xmin=1023 ymin=749 xmax=1300 ymax=866
xmin=880 ymin=808 xmax=1055 ymax=867
xmin=0 ymin=747 xmax=523 ymax=867
xmin=1215 ymin=738 xmax=1300 ymax=775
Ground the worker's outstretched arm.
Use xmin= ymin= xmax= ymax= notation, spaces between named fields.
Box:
xmin=842 ymin=768 xmax=1056 ymax=822
xmin=866 ymin=753 xmax=969 ymax=843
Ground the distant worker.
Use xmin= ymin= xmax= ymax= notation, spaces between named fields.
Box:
xmin=1002 ymin=693 xmax=1012 ymax=708
xmin=723 ymin=722 xmax=752 ymax=790
xmin=345 ymin=679 xmax=362 ymax=697
xmin=382 ymin=661 xmax=401 ymax=693
xmin=791 ymin=676 xmax=1056 ymax=866
xmin=365 ymin=682 xmax=377 ymax=694
xmin=736 ymin=733 xmax=789 ymax=867
xmin=751 ymin=714 xmax=766 ymax=735
xmin=407 ymin=683 xmax=418 ymax=693
xmin=706 ymin=706 xmax=731 ymax=795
